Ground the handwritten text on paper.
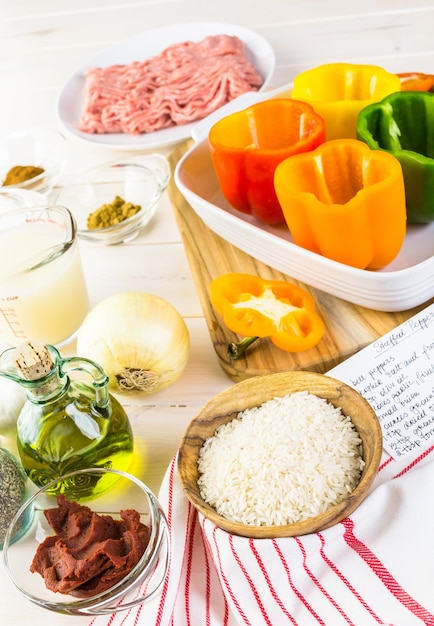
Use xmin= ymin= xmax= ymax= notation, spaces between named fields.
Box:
xmin=328 ymin=304 xmax=434 ymax=460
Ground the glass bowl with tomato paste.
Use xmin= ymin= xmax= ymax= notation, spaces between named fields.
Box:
xmin=3 ymin=468 xmax=170 ymax=615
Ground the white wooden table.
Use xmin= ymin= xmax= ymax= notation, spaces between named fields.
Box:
xmin=1 ymin=1 xmax=433 ymax=623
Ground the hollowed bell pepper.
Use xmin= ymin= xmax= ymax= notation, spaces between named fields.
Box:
xmin=357 ymin=90 xmax=434 ymax=223
xmin=274 ymin=139 xmax=407 ymax=270
xmin=291 ymin=63 xmax=401 ymax=140
xmin=397 ymin=72 xmax=434 ymax=92
xmin=208 ymin=98 xmax=325 ymax=225
xmin=210 ymin=273 xmax=325 ymax=358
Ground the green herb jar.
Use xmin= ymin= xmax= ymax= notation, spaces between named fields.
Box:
xmin=0 ymin=447 xmax=33 ymax=549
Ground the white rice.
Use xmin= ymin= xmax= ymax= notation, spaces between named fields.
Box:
xmin=197 ymin=391 xmax=365 ymax=526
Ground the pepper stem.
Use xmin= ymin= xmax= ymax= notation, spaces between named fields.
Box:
xmin=227 ymin=336 xmax=259 ymax=360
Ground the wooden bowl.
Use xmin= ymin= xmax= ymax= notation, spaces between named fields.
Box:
xmin=178 ymin=371 xmax=383 ymax=538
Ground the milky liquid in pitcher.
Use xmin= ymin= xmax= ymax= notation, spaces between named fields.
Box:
xmin=0 ymin=219 xmax=89 ymax=346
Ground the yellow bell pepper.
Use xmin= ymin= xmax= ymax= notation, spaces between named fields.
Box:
xmin=291 ymin=63 xmax=402 ymax=140
xmin=274 ymin=139 xmax=407 ymax=270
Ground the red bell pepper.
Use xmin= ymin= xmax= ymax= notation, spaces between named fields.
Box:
xmin=208 ymin=99 xmax=325 ymax=225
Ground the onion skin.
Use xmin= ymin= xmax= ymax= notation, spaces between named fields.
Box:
xmin=76 ymin=292 xmax=190 ymax=395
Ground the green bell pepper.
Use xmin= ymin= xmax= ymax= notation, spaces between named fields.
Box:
xmin=357 ymin=91 xmax=434 ymax=223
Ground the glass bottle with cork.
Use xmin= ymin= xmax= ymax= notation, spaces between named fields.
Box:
xmin=0 ymin=340 xmax=134 ymax=501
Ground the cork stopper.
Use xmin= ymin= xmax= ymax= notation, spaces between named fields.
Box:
xmin=13 ymin=341 xmax=58 ymax=396
xmin=13 ymin=341 xmax=53 ymax=379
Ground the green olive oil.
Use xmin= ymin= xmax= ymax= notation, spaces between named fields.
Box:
xmin=4 ymin=341 xmax=135 ymax=502
xmin=17 ymin=392 xmax=133 ymax=501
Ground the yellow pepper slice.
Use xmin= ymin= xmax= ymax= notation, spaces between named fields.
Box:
xmin=210 ymin=273 xmax=325 ymax=357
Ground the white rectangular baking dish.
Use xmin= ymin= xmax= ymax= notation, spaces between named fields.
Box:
xmin=174 ymin=88 xmax=434 ymax=312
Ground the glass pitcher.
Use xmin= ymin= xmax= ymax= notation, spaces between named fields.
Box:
xmin=0 ymin=341 xmax=134 ymax=501
xmin=0 ymin=205 xmax=89 ymax=348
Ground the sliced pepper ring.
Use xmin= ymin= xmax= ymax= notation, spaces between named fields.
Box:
xmin=210 ymin=273 xmax=325 ymax=356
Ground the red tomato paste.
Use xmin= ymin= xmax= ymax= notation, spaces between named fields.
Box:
xmin=30 ymin=494 xmax=150 ymax=597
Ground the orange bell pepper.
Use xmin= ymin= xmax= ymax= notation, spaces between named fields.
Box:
xmin=208 ymin=98 xmax=325 ymax=225
xmin=274 ymin=139 xmax=407 ymax=270
xmin=397 ymin=72 xmax=434 ymax=92
xmin=210 ymin=273 xmax=325 ymax=358
xmin=291 ymin=63 xmax=401 ymax=140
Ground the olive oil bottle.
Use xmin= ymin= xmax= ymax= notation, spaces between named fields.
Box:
xmin=0 ymin=341 xmax=134 ymax=501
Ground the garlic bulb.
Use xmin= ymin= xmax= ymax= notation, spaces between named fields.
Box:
xmin=76 ymin=292 xmax=190 ymax=395
xmin=0 ymin=377 xmax=27 ymax=436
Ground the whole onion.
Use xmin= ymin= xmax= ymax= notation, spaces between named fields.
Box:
xmin=76 ymin=292 xmax=190 ymax=395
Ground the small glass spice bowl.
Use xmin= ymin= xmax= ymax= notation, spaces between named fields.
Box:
xmin=0 ymin=128 xmax=67 ymax=195
xmin=0 ymin=448 xmax=34 ymax=550
xmin=2 ymin=468 xmax=170 ymax=616
xmin=54 ymin=154 xmax=171 ymax=245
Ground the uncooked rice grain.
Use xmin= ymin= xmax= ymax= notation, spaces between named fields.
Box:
xmin=197 ymin=391 xmax=365 ymax=526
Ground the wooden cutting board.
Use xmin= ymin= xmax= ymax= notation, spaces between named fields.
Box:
xmin=168 ymin=140 xmax=433 ymax=382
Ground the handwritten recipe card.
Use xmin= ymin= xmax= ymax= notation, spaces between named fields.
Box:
xmin=328 ymin=302 xmax=434 ymax=460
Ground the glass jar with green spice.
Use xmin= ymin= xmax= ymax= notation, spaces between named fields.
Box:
xmin=0 ymin=447 xmax=34 ymax=548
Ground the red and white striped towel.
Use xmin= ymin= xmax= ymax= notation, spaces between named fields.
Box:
xmin=90 ymin=444 xmax=434 ymax=626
